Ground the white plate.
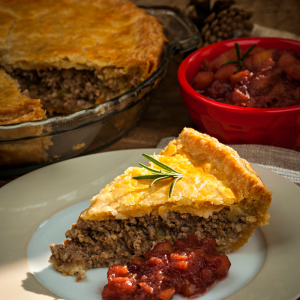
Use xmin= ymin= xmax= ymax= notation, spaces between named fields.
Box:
xmin=1 ymin=149 xmax=300 ymax=300
xmin=27 ymin=200 xmax=265 ymax=300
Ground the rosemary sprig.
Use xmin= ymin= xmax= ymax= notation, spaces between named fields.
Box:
xmin=133 ymin=153 xmax=183 ymax=198
xmin=223 ymin=43 xmax=257 ymax=72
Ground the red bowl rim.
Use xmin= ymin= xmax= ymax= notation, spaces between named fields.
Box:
xmin=178 ymin=37 xmax=300 ymax=114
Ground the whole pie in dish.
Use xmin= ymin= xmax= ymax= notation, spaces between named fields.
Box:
xmin=0 ymin=0 xmax=166 ymax=117
xmin=49 ymin=128 xmax=272 ymax=281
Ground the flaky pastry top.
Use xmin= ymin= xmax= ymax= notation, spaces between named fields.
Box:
xmin=81 ymin=128 xmax=272 ymax=221
xmin=0 ymin=70 xmax=30 ymax=109
xmin=0 ymin=69 xmax=45 ymax=124
xmin=0 ymin=0 xmax=165 ymax=79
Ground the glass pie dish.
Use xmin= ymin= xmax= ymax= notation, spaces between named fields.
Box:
xmin=0 ymin=6 xmax=200 ymax=175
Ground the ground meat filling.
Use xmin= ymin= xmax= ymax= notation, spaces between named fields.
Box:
xmin=49 ymin=209 xmax=253 ymax=273
xmin=5 ymin=67 xmax=140 ymax=115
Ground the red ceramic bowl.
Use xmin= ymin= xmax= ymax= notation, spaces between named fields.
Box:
xmin=178 ymin=37 xmax=300 ymax=150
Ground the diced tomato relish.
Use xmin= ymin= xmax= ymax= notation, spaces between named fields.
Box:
xmin=102 ymin=235 xmax=231 ymax=300
xmin=193 ymin=46 xmax=300 ymax=108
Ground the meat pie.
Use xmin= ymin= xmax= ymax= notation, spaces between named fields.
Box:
xmin=49 ymin=128 xmax=272 ymax=281
xmin=0 ymin=0 xmax=165 ymax=115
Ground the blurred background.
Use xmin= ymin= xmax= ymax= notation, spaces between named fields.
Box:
xmin=102 ymin=0 xmax=300 ymax=151
xmin=132 ymin=0 xmax=300 ymax=35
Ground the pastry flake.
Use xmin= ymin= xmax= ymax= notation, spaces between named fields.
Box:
xmin=0 ymin=69 xmax=46 ymax=125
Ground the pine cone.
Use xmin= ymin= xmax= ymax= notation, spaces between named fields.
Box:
xmin=185 ymin=0 xmax=253 ymax=48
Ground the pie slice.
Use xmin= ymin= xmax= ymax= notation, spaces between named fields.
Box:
xmin=49 ymin=128 xmax=272 ymax=280
xmin=0 ymin=69 xmax=46 ymax=125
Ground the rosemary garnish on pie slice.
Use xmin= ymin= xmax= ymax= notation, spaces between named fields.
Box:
xmin=133 ymin=153 xmax=183 ymax=198
xmin=223 ymin=42 xmax=257 ymax=71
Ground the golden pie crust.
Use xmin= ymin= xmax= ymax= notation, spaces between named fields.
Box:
xmin=0 ymin=69 xmax=46 ymax=125
xmin=0 ymin=0 xmax=165 ymax=76
xmin=81 ymin=128 xmax=272 ymax=252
